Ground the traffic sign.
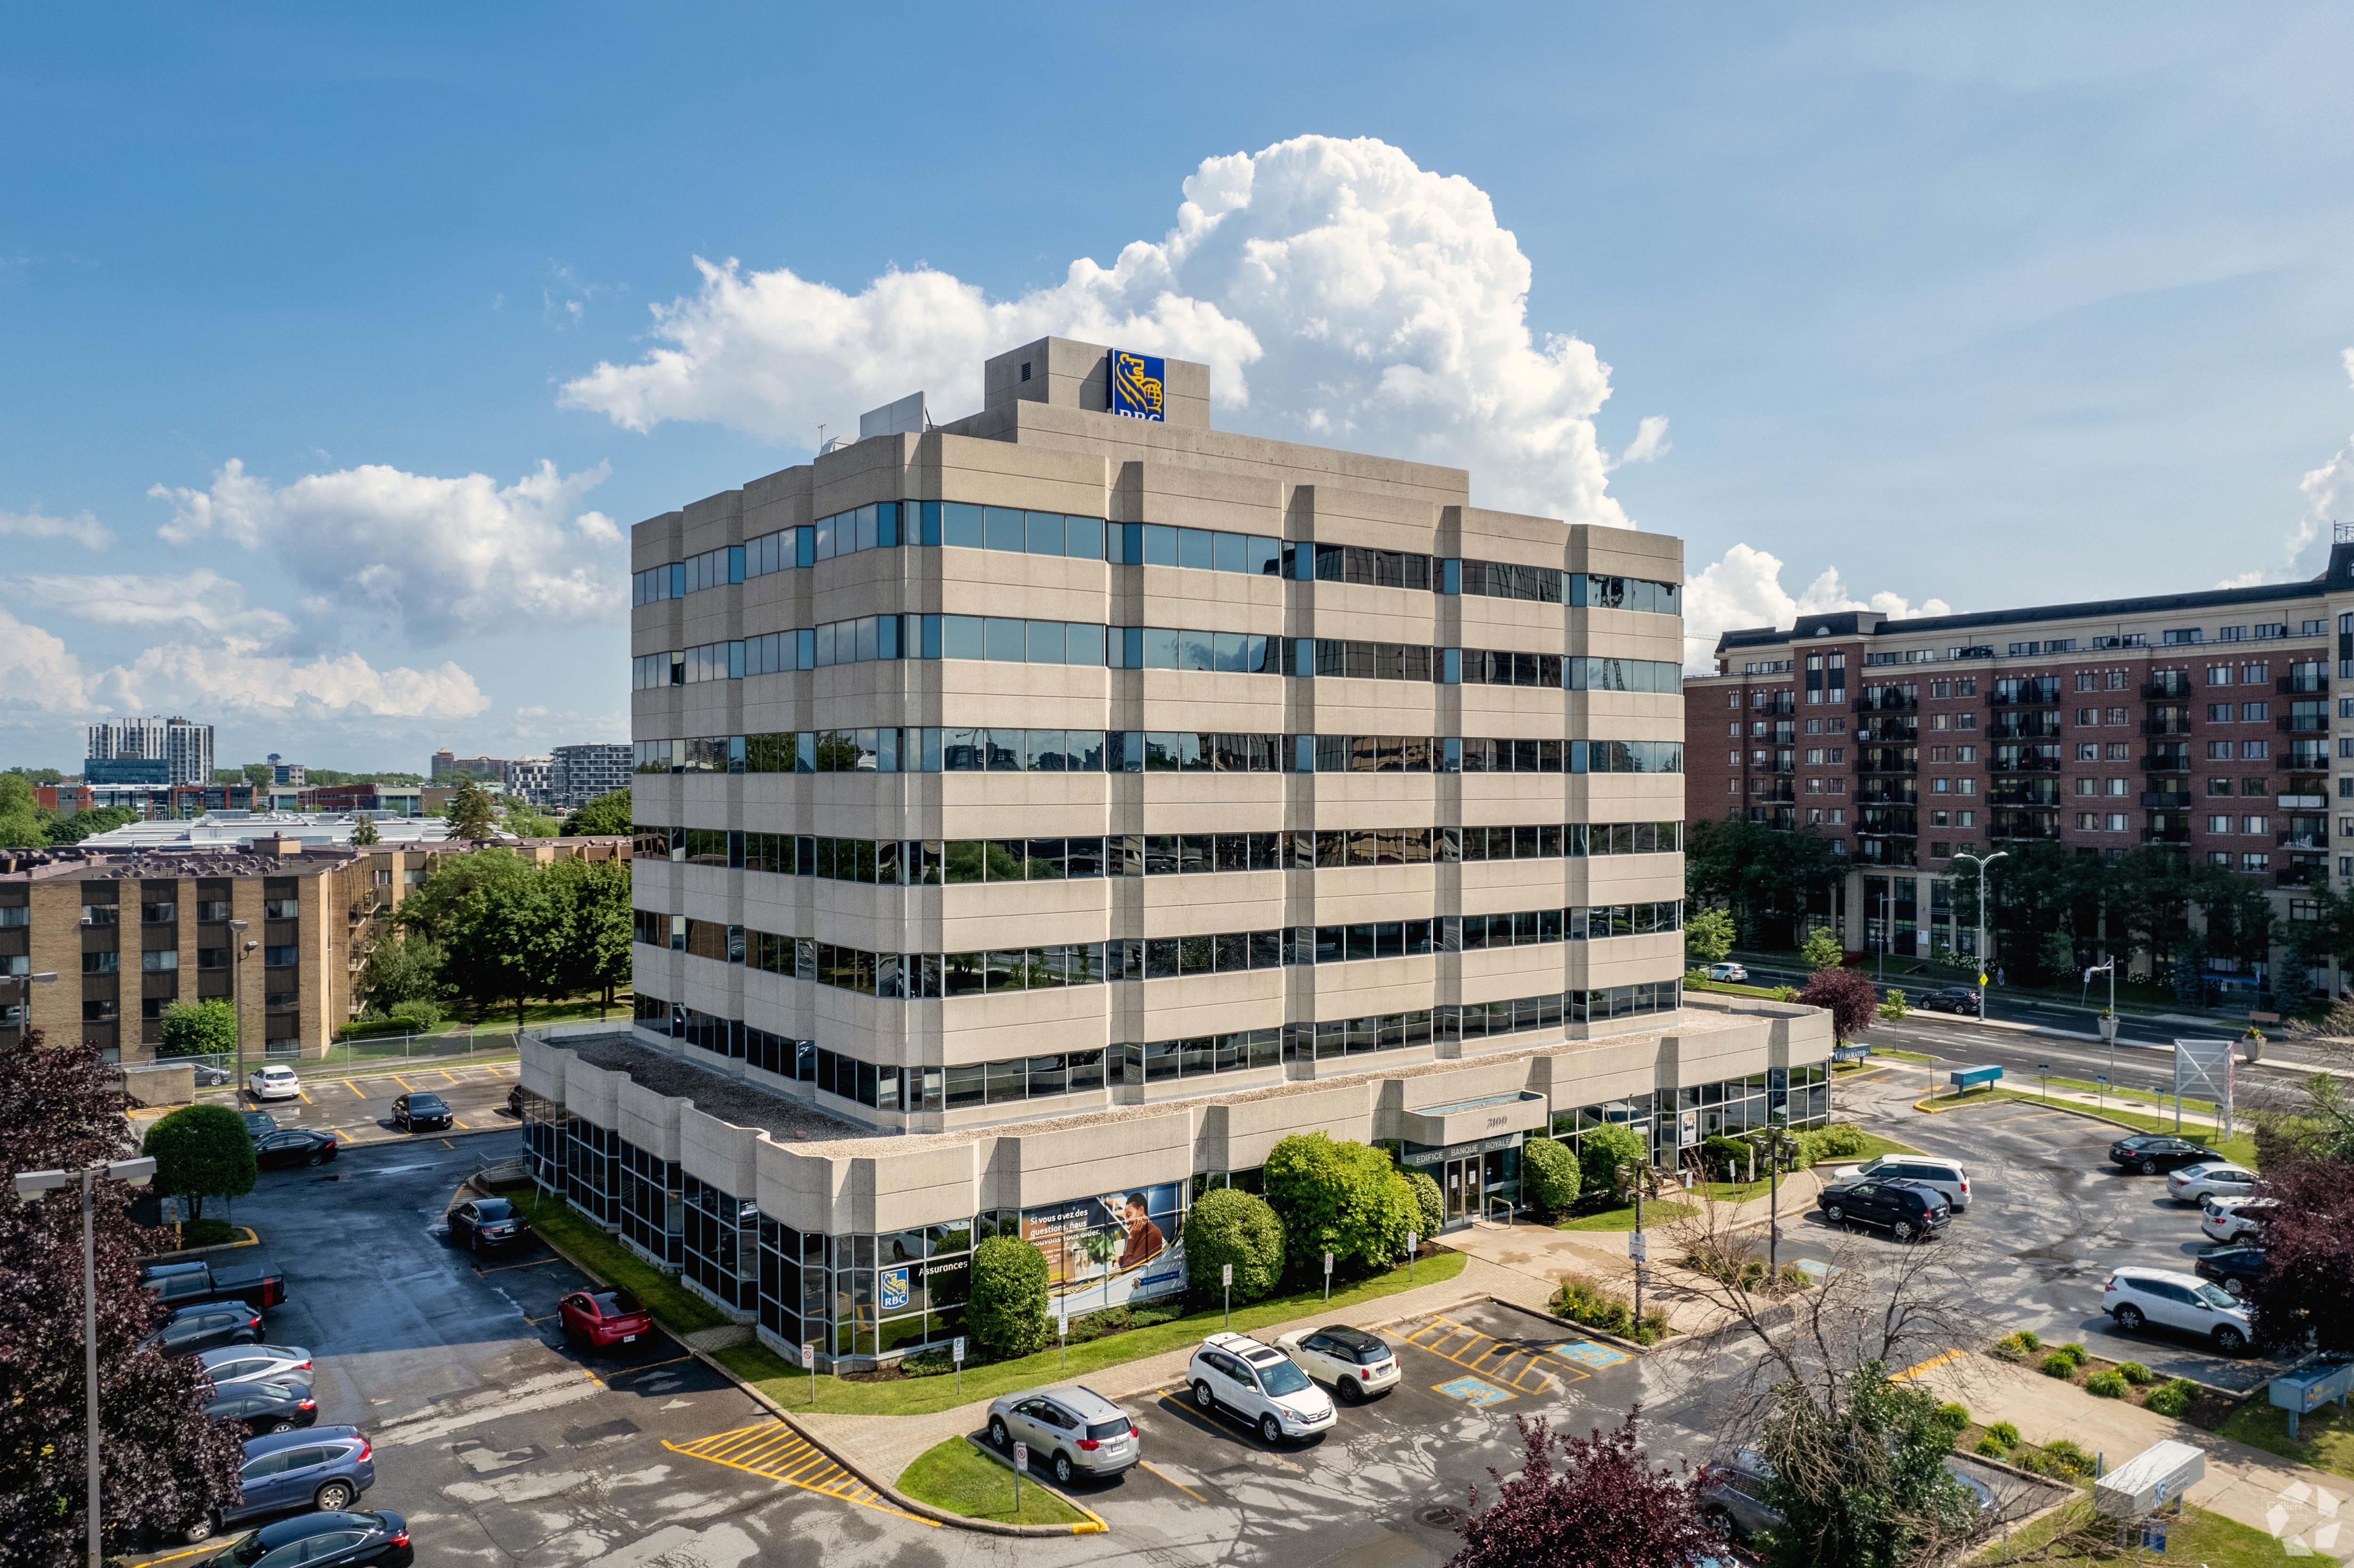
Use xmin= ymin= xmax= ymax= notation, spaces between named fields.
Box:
xmin=1628 ymin=1232 xmax=1648 ymax=1262
xmin=1222 ymin=1262 xmax=1233 ymax=1286
xmin=1013 ymin=1440 xmax=1028 ymax=1472
xmin=952 ymin=1337 xmax=966 ymax=1363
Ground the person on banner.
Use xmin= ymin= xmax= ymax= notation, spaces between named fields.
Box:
xmin=1116 ymin=1192 xmax=1165 ymax=1272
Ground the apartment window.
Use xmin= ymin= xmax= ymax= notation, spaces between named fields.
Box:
xmin=2209 ymin=851 xmax=2231 ymax=866
xmin=2218 ymin=626 xmax=2246 ymax=643
xmin=1931 ymin=680 xmax=1951 ymax=698
xmin=2207 ymin=741 xmax=2233 ymax=760
xmin=141 ymin=901 xmax=176 ymax=925
xmin=1805 ymin=778 xmax=1822 ymax=794
xmin=2074 ymin=743 xmax=2098 ymax=762
xmin=2106 ymin=670 xmax=2128 ymax=690
xmin=1828 ymin=779 xmax=1846 ymax=794
xmin=81 ymin=951 xmax=118 ymax=974
xmin=2075 ymin=708 xmax=2096 ymax=726
xmin=2105 ymin=742 xmax=2128 ymax=761
xmin=1805 ymin=748 xmax=1823 ymax=764
xmin=262 ymin=898 xmax=299 ymax=921
xmin=2241 ymin=702 xmax=2270 ymax=722
xmin=1958 ymin=779 xmax=1977 ymax=796
xmin=1957 ymin=810 xmax=1975 ymax=827
xmin=1727 ymin=692 xmax=1739 ymax=708
xmin=2105 ymin=708 xmax=2127 ymax=726
xmin=1726 ymin=723 xmax=1739 ymax=736
xmin=2208 ymin=814 xmax=2233 ymax=834
xmin=1933 ymin=714 xmax=1950 ymax=731
xmin=2075 ymin=672 xmax=2096 ymax=693
xmin=1828 ymin=808 xmax=1844 ymax=824
xmin=1956 ymin=746 xmax=1978 ymax=762
xmin=1931 ymin=746 xmax=1951 ymax=762
xmin=1934 ymin=778 xmax=1951 ymax=794
xmin=1827 ymin=718 xmax=1847 ymax=734
xmin=1805 ymin=719 xmax=1822 ymax=735
xmin=2243 ymin=815 xmax=2268 ymax=835
xmin=2164 ymin=628 xmax=2203 ymax=646
xmin=2075 ymin=812 xmax=2098 ymax=830
xmin=2242 ymin=777 xmax=2269 ymax=796
xmin=2207 ymin=665 xmax=2234 ymax=686
xmin=2106 ymin=778 xmax=2128 ymax=796
xmin=2242 ymin=740 xmax=2270 ymax=760
xmin=2305 ymin=619 xmax=2327 ymax=635
xmin=2106 ymin=813 xmax=2129 ymax=832
xmin=1726 ymin=779 xmax=1739 ymax=795
xmin=1806 ymin=808 xmax=1824 ymax=824
xmin=263 ymin=945 xmax=299 ymax=967
xmin=2074 ymin=777 xmax=2096 ymax=796
xmin=1827 ymin=748 xmax=1845 ymax=763
xmin=1930 ymin=810 xmax=1951 ymax=828
xmin=2208 ymin=704 xmax=2233 ymax=723
xmin=1954 ymin=713 xmax=1976 ymax=731
xmin=2208 ymin=777 xmax=2235 ymax=797
xmin=2242 ymin=852 xmax=2269 ymax=872
xmin=2243 ymin=664 xmax=2269 ymax=683
xmin=140 ymin=950 xmax=177 ymax=972
xmin=1954 ymin=677 xmax=1977 ymax=696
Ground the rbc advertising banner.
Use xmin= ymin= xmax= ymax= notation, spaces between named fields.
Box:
xmin=1021 ymin=1182 xmax=1185 ymax=1311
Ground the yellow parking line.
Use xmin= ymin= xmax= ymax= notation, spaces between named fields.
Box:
xmin=126 ymin=1545 xmax=226 ymax=1568
xmin=440 ymin=1138 xmax=454 ymax=1150
xmin=606 ymin=1354 xmax=695 ymax=1378
xmin=1139 ymin=1460 xmax=1207 ymax=1501
xmin=296 ymin=1088 xmax=313 ymax=1104
xmin=1891 ymin=1348 xmax=1965 ymax=1383
xmin=476 ymin=1255 xmax=560 ymax=1273
xmin=440 ymin=1069 xmax=461 ymax=1083
xmin=391 ymin=1073 xmax=416 ymax=1091
xmin=454 ymin=1118 xmax=472 ymax=1129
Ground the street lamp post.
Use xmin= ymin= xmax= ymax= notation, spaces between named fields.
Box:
xmin=1953 ymin=850 xmax=2008 ymax=1024
xmin=228 ymin=921 xmax=251 ymax=1095
xmin=1766 ymin=1105 xmax=1791 ymax=1279
xmin=15 ymin=1156 xmax=159 ymax=1568
xmin=9 ymin=970 xmax=59 ymax=1037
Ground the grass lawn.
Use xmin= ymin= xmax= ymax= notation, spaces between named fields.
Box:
xmin=1871 ymin=1047 xmax=1940 ymax=1063
xmin=1685 ymin=977 xmax=1789 ymax=1000
xmin=1975 ymin=1502 xmax=2281 ymax=1568
xmin=1842 ymin=1129 xmax=1924 ymax=1161
xmin=1914 ymin=1088 xmax=2259 ymax=1166
xmin=897 ymin=1438 xmax=1090 ymax=1526
xmin=2215 ymin=1397 xmax=2354 ymax=1483
xmin=1557 ymin=1199 xmax=1698 ymax=1231
xmin=511 ymin=1190 xmax=730 ymax=1333
xmin=712 ymin=1251 xmax=1467 ymax=1418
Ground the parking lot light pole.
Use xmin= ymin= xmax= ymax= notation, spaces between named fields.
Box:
xmin=15 ymin=1156 xmax=158 ymax=1568
xmin=9 ymin=971 xmax=58 ymax=1037
xmin=1954 ymin=850 xmax=2007 ymax=1025
xmin=227 ymin=919 xmax=250 ymax=1092
xmin=1766 ymin=1106 xmax=1790 ymax=1280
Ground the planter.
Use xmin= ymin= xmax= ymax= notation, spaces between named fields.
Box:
xmin=2098 ymin=1014 xmax=2119 ymax=1044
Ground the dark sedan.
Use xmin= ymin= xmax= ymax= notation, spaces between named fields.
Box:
xmin=2193 ymin=1246 xmax=2269 ymax=1297
xmin=203 ymin=1509 xmax=411 ymax=1568
xmin=2109 ymin=1134 xmax=2221 ymax=1174
xmin=241 ymin=1110 xmax=280 ymax=1141
xmin=204 ymin=1380 xmax=317 ymax=1437
xmin=1916 ymin=987 xmax=1981 ymax=1016
xmin=151 ymin=1303 xmax=265 ymax=1357
xmin=392 ymin=1092 xmax=451 ymax=1132
xmin=445 ymin=1197 xmax=531 ymax=1252
xmin=254 ymin=1127 xmax=339 ymax=1170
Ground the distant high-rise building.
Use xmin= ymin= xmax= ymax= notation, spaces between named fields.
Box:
xmin=430 ymin=748 xmax=507 ymax=782
xmin=267 ymin=753 xmax=306 ymax=787
xmin=85 ymin=716 xmax=213 ymax=787
xmin=550 ymin=743 xmax=630 ymax=809
xmin=504 ymin=756 xmax=557 ymax=804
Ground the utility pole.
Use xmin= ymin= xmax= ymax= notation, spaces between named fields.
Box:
xmin=228 ymin=919 xmax=251 ymax=1094
xmin=10 ymin=971 xmax=57 ymax=1037
xmin=1766 ymin=1105 xmax=1790 ymax=1279
xmin=1954 ymin=850 xmax=2008 ymax=1025
xmin=2084 ymin=957 xmax=2119 ymax=1102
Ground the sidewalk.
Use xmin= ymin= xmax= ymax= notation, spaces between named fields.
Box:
xmin=1915 ymin=1351 xmax=2351 ymax=1558
xmin=798 ymin=1252 xmax=1548 ymax=1488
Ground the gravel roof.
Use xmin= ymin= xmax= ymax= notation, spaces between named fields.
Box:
xmin=556 ymin=1032 xmax=884 ymax=1144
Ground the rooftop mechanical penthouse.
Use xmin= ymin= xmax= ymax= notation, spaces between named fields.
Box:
xmin=575 ymin=335 xmax=1832 ymax=1365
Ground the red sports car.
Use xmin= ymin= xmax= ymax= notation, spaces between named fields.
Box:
xmin=558 ymin=1289 xmax=652 ymax=1350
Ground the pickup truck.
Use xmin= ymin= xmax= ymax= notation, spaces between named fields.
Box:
xmin=139 ymin=1258 xmax=287 ymax=1312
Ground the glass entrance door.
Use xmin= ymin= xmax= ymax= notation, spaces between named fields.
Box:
xmin=1443 ymin=1156 xmax=1483 ymax=1222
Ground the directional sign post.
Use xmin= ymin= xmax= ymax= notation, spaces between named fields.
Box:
xmin=953 ymin=1336 xmax=966 ymax=1399
xmin=1222 ymin=1262 xmax=1233 ymax=1328
xmin=1322 ymin=1250 xmax=1334 ymax=1304
xmin=801 ymin=1341 xmax=818 ymax=1407
xmin=2037 ymin=1063 xmax=2050 ymax=1103
xmin=1012 ymin=1440 xmax=1027 ymax=1512
xmin=1058 ymin=1303 xmax=1069 ymax=1371
xmin=1406 ymin=1231 xmax=1419 ymax=1284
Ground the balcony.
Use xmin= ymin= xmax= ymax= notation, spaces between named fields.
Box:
xmin=2277 ymin=864 xmax=2330 ymax=889
xmin=1755 ymin=785 xmax=1796 ymax=804
xmin=2274 ymin=715 xmax=2329 ymax=733
xmin=2140 ymin=790 xmax=2192 ymax=808
xmin=1858 ymin=754 xmax=1920 ymax=775
xmin=2276 ymin=830 xmax=2330 ymax=850
xmin=1854 ymin=692 xmax=1919 ymax=714
xmin=2277 ymin=674 xmax=2330 ymax=695
xmin=2142 ymin=826 xmax=2193 ymax=844
xmin=1987 ymin=755 xmax=2062 ymax=773
xmin=1990 ymin=822 xmax=2063 ymax=842
xmin=2139 ymin=718 xmax=2196 ymax=737
xmin=2279 ymin=793 xmax=2329 ymax=810
xmin=1988 ymin=687 xmax=2064 ymax=708
xmin=1856 ymin=787 xmax=1919 ymax=805
xmin=2140 ymin=752 xmax=2192 ymax=771
xmin=2142 ymin=679 xmax=2194 ymax=700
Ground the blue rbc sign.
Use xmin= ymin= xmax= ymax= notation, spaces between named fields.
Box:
xmin=1109 ymin=350 xmax=1166 ymax=421
xmin=879 ymin=1266 xmax=909 ymax=1312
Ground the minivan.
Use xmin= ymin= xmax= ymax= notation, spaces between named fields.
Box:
xmin=1832 ymin=1155 xmax=1971 ymax=1212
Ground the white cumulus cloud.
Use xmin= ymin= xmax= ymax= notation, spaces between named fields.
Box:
xmin=94 ymin=643 xmax=489 ymax=722
xmin=1614 ymin=416 xmax=1671 ymax=467
xmin=2232 ymin=346 xmax=2354 ymax=587
xmin=0 ymin=608 xmax=94 ymax=714
xmin=149 ymin=458 xmax=624 ymax=638
xmin=1683 ymin=543 xmax=1955 ymax=669
xmin=13 ymin=569 xmax=296 ymax=642
xmin=562 ymin=135 xmax=1635 ymax=525
xmin=0 ymin=506 xmax=112 ymax=550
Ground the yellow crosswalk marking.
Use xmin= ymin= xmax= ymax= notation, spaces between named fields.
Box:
xmin=665 ymin=1421 xmax=938 ymax=1527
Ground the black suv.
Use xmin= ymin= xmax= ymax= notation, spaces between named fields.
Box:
xmin=2109 ymin=1134 xmax=2221 ymax=1174
xmin=2193 ymin=1246 xmax=2268 ymax=1297
xmin=1917 ymin=987 xmax=1981 ymax=1016
xmin=391 ymin=1093 xmax=451 ymax=1132
xmin=151 ymin=1303 xmax=265 ymax=1357
xmin=1817 ymin=1176 xmax=1951 ymax=1240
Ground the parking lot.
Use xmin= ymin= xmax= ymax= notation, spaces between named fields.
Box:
xmin=192 ymin=1061 xmax=524 ymax=1155
xmin=1843 ymin=1072 xmax=2283 ymax=1392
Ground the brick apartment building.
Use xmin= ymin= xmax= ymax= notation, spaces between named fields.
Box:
xmin=1685 ymin=534 xmax=2354 ymax=995
xmin=0 ymin=836 xmax=629 ymax=1063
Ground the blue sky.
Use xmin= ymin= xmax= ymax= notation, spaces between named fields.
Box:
xmin=6 ymin=4 xmax=2352 ymax=771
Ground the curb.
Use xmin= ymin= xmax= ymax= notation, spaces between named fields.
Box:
xmin=1912 ymin=1092 xmax=2232 ymax=1141
xmin=1481 ymin=1295 xmax=1657 ymax=1354
xmin=1094 ymin=1285 xmax=1494 ymax=1404
xmin=149 ymin=1225 xmax=262 ymax=1262
xmin=510 ymin=1189 xmax=1090 ymax=1539
xmin=955 ymin=1435 xmax=1111 ymax=1533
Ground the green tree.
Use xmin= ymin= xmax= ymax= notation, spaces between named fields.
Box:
xmin=156 ymin=999 xmax=237 ymax=1060
xmin=1182 ymin=1188 xmax=1285 ymax=1304
xmin=442 ymin=777 xmax=498 ymax=846
xmin=0 ymin=772 xmax=48 ymax=848
xmin=967 ymin=1235 xmax=1051 ymax=1358
xmin=240 ymin=762 xmax=273 ymax=788
xmin=44 ymin=804 xmax=141 ymax=845
xmin=356 ymin=933 xmax=446 ymax=1013
xmin=1757 ymin=1362 xmax=1979 ymax=1568
xmin=1800 ymin=928 xmax=1846 ymax=972
xmin=505 ymin=808 xmax=562 ymax=839
xmin=1519 ymin=1138 xmax=1583 ymax=1217
xmin=395 ymin=849 xmax=546 ymax=1025
xmin=142 ymin=1104 xmax=257 ymax=1223
xmin=1577 ymin=1124 xmax=1648 ymax=1204
xmin=350 ymin=813 xmax=379 ymax=846
xmin=1684 ymin=907 xmax=1736 ymax=968
xmin=4 ymin=765 xmax=65 ymax=785
xmin=1263 ymin=1132 xmax=1418 ymax=1274
xmin=541 ymin=856 xmax=633 ymax=1011
xmin=1404 ymin=1169 xmax=1444 ymax=1238
xmin=1685 ymin=818 xmax=1843 ymax=949
xmin=562 ymin=787 xmax=633 ymax=836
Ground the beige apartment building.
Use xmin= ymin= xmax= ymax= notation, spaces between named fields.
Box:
xmin=526 ymin=335 xmax=1831 ymax=1368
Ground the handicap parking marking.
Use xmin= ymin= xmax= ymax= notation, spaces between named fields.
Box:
xmin=1398 ymin=1312 xmax=1579 ymax=1394
xmin=1547 ymin=1340 xmax=1630 ymax=1370
xmin=1433 ymin=1375 xmax=1516 ymax=1408
xmin=1791 ymin=1258 xmax=1841 ymax=1281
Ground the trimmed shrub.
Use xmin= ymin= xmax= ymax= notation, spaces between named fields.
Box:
xmin=2040 ymin=1439 xmax=2094 ymax=1480
xmin=180 ymin=1217 xmax=237 ymax=1248
xmin=1519 ymin=1137 xmax=1582 ymax=1216
xmin=2053 ymin=1342 xmax=2088 ymax=1367
xmin=1975 ymin=1434 xmax=2009 ymax=1456
xmin=1404 ymin=1170 xmax=1444 ymax=1238
xmin=1987 ymin=1422 xmax=2020 ymax=1448
xmin=2145 ymin=1379 xmax=2199 ymax=1418
xmin=1577 ymin=1123 xmax=1648 ymax=1204
xmin=1700 ymin=1134 xmax=1753 ymax=1181
xmin=1265 ymin=1133 xmax=1419 ymax=1274
xmin=1932 ymin=1402 xmax=1971 ymax=1439
xmin=1181 ymin=1189 xmax=1284 ymax=1305
xmin=1552 ymin=1277 xmax=1634 ymax=1337
xmin=2086 ymin=1369 xmax=2128 ymax=1398
xmin=1811 ymin=1122 xmax=1869 ymax=1158
xmin=967 ymin=1236 xmax=1051 ymax=1359
xmin=2116 ymin=1360 xmax=2157 ymax=1385
xmin=2040 ymin=1351 xmax=2078 ymax=1379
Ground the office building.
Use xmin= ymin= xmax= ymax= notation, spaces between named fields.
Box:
xmin=1686 ymin=531 xmax=2354 ymax=995
xmin=552 ymin=742 xmax=631 ymax=809
xmin=506 ymin=756 xmax=557 ymax=804
xmin=85 ymin=716 xmax=215 ymax=787
xmin=41 ymin=781 xmax=258 ymax=820
xmin=511 ymin=335 xmax=1831 ymax=1368
xmin=431 ymin=748 xmax=507 ymax=782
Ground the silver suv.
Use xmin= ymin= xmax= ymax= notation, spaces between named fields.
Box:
xmin=1187 ymin=1332 xmax=1337 ymax=1444
xmin=984 ymin=1384 xmax=1139 ymax=1484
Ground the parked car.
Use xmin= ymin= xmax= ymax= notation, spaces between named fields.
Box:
xmin=254 ymin=1127 xmax=339 ymax=1170
xmin=505 ymin=1084 xmax=524 ymax=1117
xmin=176 ymin=1429 xmax=376 ymax=1544
xmin=150 ymin=1303 xmax=266 ymax=1357
xmin=1274 ymin=1325 xmax=1402 ymax=1403
xmin=201 ymin=1344 xmax=314 ymax=1391
xmin=2201 ymin=1196 xmax=2277 ymax=1245
xmin=190 ymin=1061 xmax=232 ymax=1087
xmin=2103 ymin=1266 xmax=2253 ymax=1352
xmin=445 ymin=1197 xmax=531 ymax=1252
xmin=2192 ymin=1246 xmax=2269 ymax=1298
xmin=1830 ymin=1155 xmax=1972 ymax=1212
xmin=1187 ymin=1332 xmax=1338 ymax=1444
xmin=2108 ymin=1134 xmax=2221 ymax=1175
xmin=392 ymin=1092 xmax=451 ymax=1133
xmin=1917 ymin=987 xmax=1981 ymax=1016
xmin=204 ymin=1380 xmax=318 ymax=1437
xmin=200 ymin=1509 xmax=411 ymax=1568
xmin=1703 ymin=963 xmax=1748 ymax=983
xmin=241 ymin=1110 xmax=280 ymax=1141
xmin=248 ymin=1065 xmax=302 ymax=1102
xmin=1815 ymin=1177 xmax=1951 ymax=1240
xmin=557 ymin=1288 xmax=653 ymax=1350
xmin=984 ymin=1385 xmax=1139 ymax=1484
xmin=142 ymin=1257 xmax=288 ymax=1312
xmin=2166 ymin=1163 xmax=2257 ymax=1206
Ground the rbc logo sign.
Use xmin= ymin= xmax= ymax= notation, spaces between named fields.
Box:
xmin=1109 ymin=350 xmax=1165 ymax=421
xmin=879 ymin=1266 xmax=909 ymax=1312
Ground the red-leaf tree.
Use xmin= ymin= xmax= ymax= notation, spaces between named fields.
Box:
xmin=1796 ymin=964 xmax=1879 ymax=1044
xmin=1449 ymin=1408 xmax=1725 ymax=1568
xmin=2247 ymin=1153 xmax=2354 ymax=1355
xmin=0 ymin=1029 xmax=243 ymax=1557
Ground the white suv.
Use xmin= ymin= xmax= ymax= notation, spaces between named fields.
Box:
xmin=2200 ymin=1196 xmax=2276 ymax=1244
xmin=1188 ymin=1332 xmax=1337 ymax=1444
xmin=1832 ymin=1155 xmax=1971 ymax=1213
xmin=2103 ymin=1266 xmax=2252 ymax=1353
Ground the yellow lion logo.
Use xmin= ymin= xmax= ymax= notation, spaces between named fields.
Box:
xmin=1112 ymin=351 xmax=1163 ymax=417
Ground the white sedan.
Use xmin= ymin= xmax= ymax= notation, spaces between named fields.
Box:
xmin=1704 ymin=963 xmax=1748 ymax=983
xmin=1275 ymin=1325 xmax=1402 ymax=1404
xmin=2166 ymin=1162 xmax=2257 ymax=1206
xmin=247 ymin=1064 xmax=302 ymax=1102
